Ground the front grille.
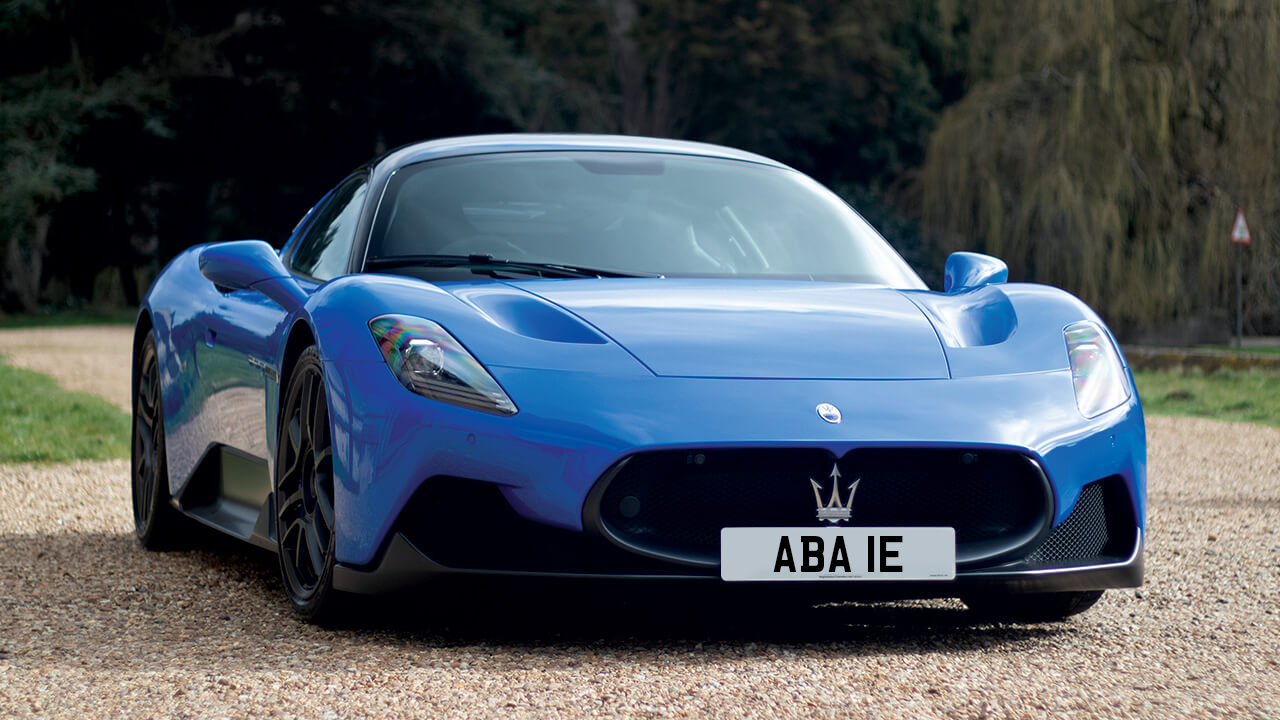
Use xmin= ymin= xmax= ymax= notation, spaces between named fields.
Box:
xmin=1023 ymin=476 xmax=1136 ymax=567
xmin=589 ymin=448 xmax=1053 ymax=567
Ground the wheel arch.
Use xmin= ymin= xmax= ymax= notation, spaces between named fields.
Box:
xmin=131 ymin=308 xmax=154 ymax=402
xmin=276 ymin=318 xmax=318 ymax=432
xmin=271 ymin=320 xmax=344 ymax=616
xmin=269 ymin=319 xmax=320 ymax=543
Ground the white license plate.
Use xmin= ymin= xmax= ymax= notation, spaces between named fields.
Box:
xmin=720 ymin=527 xmax=955 ymax=581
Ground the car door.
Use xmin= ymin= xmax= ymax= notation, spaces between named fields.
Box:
xmin=203 ymin=174 xmax=369 ymax=462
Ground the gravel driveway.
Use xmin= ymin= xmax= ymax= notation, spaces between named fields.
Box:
xmin=1 ymin=328 xmax=1278 ymax=718
xmin=0 ymin=326 xmax=133 ymax=412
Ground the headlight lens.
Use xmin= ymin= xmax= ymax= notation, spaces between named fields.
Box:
xmin=1064 ymin=321 xmax=1129 ymax=418
xmin=369 ymin=314 xmax=517 ymax=416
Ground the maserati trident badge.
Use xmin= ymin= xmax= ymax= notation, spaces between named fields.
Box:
xmin=816 ymin=403 xmax=841 ymax=424
xmin=810 ymin=464 xmax=859 ymax=523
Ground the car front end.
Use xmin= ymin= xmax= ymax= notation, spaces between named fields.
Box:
xmin=311 ymin=277 xmax=1145 ymax=603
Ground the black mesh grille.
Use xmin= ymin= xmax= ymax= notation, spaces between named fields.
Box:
xmin=593 ymin=448 xmax=1052 ymax=566
xmin=1023 ymin=477 xmax=1136 ymax=567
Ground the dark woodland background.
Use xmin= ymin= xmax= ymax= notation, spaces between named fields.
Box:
xmin=3 ymin=0 xmax=1277 ymax=341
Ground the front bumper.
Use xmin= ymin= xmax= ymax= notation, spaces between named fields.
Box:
xmin=333 ymin=528 xmax=1143 ymax=597
xmin=332 ymin=469 xmax=1144 ymax=596
xmin=330 ymin=360 xmax=1146 ymax=571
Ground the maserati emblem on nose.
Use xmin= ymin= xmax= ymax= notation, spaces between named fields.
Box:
xmin=811 ymin=464 xmax=859 ymax=524
xmin=816 ymin=403 xmax=841 ymax=424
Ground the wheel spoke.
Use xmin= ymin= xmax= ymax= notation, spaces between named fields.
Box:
xmin=280 ymin=415 xmax=303 ymax=487
xmin=280 ymin=449 xmax=302 ymax=489
xmin=309 ymin=382 xmax=326 ymax=444
xmin=142 ymin=461 xmax=154 ymax=497
xmin=313 ymin=445 xmax=332 ymax=472
xmin=282 ymin=515 xmax=305 ymax=548
xmin=288 ymin=414 xmax=302 ymax=452
xmin=313 ymin=507 xmax=331 ymax=552
xmin=134 ymin=465 xmax=153 ymax=524
xmin=132 ymin=479 xmax=144 ymax=516
xmin=148 ymin=373 xmax=159 ymax=412
xmin=151 ymin=413 xmax=163 ymax=449
xmin=303 ymin=516 xmax=326 ymax=577
xmin=135 ymin=416 xmax=153 ymax=457
xmin=277 ymin=487 xmax=305 ymax=521
xmin=299 ymin=374 xmax=315 ymax=446
xmin=139 ymin=365 xmax=156 ymax=415
xmin=292 ymin=520 xmax=307 ymax=571
xmin=135 ymin=410 xmax=153 ymax=440
xmin=315 ymin=481 xmax=334 ymax=530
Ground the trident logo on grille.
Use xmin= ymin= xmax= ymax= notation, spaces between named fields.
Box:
xmin=810 ymin=463 xmax=859 ymax=524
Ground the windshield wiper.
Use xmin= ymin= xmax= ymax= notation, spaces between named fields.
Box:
xmin=365 ymin=254 xmax=658 ymax=279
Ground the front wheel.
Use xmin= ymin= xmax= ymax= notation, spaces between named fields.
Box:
xmin=275 ymin=346 xmax=345 ymax=622
xmin=132 ymin=331 xmax=186 ymax=549
xmin=961 ymin=590 xmax=1104 ymax=622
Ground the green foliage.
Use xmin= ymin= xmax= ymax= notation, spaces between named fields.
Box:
xmin=1134 ymin=367 xmax=1280 ymax=428
xmin=0 ymin=70 xmax=126 ymax=224
xmin=0 ymin=0 xmax=955 ymax=311
xmin=8 ymin=0 xmax=1279 ymax=339
xmin=0 ymin=361 xmax=129 ymax=462
xmin=918 ymin=0 xmax=1280 ymax=336
xmin=0 ymin=306 xmax=136 ymax=328
xmin=1 ymin=0 xmax=165 ymax=312
xmin=504 ymin=0 xmax=948 ymax=186
xmin=1199 ymin=345 xmax=1280 ymax=356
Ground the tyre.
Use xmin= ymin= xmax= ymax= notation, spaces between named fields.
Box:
xmin=275 ymin=346 xmax=345 ymax=622
xmin=132 ymin=331 xmax=186 ymax=549
xmin=961 ymin=590 xmax=1104 ymax=622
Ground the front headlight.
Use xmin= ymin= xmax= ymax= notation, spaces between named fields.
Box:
xmin=1064 ymin=321 xmax=1129 ymax=418
xmin=369 ymin=314 xmax=517 ymax=416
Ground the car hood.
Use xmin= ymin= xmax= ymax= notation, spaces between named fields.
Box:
xmin=494 ymin=279 xmax=949 ymax=380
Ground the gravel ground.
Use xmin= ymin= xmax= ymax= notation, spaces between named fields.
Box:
xmin=1 ymin=329 xmax=1279 ymax=718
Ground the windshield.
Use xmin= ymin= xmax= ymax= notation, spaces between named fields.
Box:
xmin=366 ymin=151 xmax=925 ymax=287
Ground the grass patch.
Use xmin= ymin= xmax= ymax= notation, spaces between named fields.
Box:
xmin=0 ymin=362 xmax=130 ymax=462
xmin=1198 ymin=344 xmax=1280 ymax=355
xmin=0 ymin=306 xmax=137 ymax=329
xmin=1134 ymin=367 xmax=1280 ymax=428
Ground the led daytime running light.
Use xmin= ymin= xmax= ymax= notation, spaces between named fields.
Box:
xmin=1064 ymin=321 xmax=1129 ymax=419
xmin=370 ymin=315 xmax=517 ymax=416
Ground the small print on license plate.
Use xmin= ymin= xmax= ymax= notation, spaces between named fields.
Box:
xmin=720 ymin=527 xmax=955 ymax=582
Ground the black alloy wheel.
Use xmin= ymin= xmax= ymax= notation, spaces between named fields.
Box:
xmin=275 ymin=346 xmax=343 ymax=620
xmin=132 ymin=331 xmax=183 ymax=548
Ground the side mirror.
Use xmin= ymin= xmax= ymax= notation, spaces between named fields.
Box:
xmin=944 ymin=252 xmax=1008 ymax=293
xmin=199 ymin=240 xmax=305 ymax=311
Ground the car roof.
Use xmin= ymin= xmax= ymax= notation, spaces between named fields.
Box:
xmin=372 ymin=134 xmax=791 ymax=175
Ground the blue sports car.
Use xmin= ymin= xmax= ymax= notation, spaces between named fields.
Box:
xmin=132 ymin=134 xmax=1145 ymax=623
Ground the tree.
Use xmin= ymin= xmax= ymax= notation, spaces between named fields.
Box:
xmin=496 ymin=0 xmax=947 ymax=182
xmin=0 ymin=0 xmax=960 ymax=309
xmin=0 ymin=0 xmax=164 ymax=312
xmin=917 ymin=0 xmax=1280 ymax=336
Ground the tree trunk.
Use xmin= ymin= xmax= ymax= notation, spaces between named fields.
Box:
xmin=118 ymin=261 xmax=139 ymax=306
xmin=3 ymin=215 xmax=49 ymax=313
xmin=600 ymin=0 xmax=649 ymax=135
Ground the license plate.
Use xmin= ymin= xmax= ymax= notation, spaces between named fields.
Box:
xmin=720 ymin=527 xmax=955 ymax=581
